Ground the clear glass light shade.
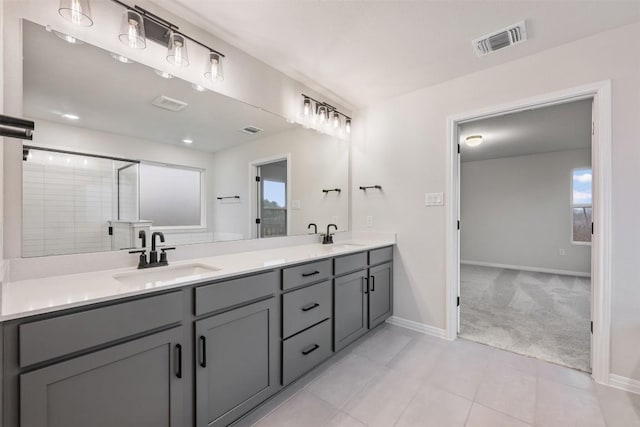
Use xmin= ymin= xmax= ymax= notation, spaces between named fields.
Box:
xmin=317 ymin=106 xmax=327 ymax=123
xmin=302 ymin=98 xmax=312 ymax=117
xmin=204 ymin=52 xmax=224 ymax=81
xmin=59 ymin=0 xmax=93 ymax=27
xmin=167 ymin=33 xmax=189 ymax=67
xmin=345 ymin=118 xmax=352 ymax=134
xmin=332 ymin=112 xmax=340 ymax=129
xmin=119 ymin=10 xmax=146 ymax=49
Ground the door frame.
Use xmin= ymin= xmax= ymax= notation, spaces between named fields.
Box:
xmin=248 ymin=154 xmax=292 ymax=239
xmin=445 ymin=80 xmax=612 ymax=384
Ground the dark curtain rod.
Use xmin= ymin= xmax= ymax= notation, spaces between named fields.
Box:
xmin=23 ymin=145 xmax=140 ymax=164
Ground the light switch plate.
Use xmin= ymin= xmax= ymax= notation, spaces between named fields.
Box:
xmin=366 ymin=215 xmax=374 ymax=227
xmin=425 ymin=192 xmax=444 ymax=206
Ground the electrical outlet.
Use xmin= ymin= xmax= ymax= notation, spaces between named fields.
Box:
xmin=366 ymin=215 xmax=374 ymax=227
xmin=559 ymin=248 xmax=566 ymax=256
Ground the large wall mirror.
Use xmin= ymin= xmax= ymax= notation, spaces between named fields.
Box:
xmin=21 ymin=20 xmax=349 ymax=257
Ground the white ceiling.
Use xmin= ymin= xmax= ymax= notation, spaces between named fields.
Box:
xmin=165 ymin=0 xmax=640 ymax=109
xmin=23 ymin=21 xmax=295 ymax=152
xmin=459 ymin=98 xmax=592 ymax=162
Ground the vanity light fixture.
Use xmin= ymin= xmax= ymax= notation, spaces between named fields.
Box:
xmin=59 ymin=0 xmax=93 ymax=27
xmin=302 ymin=97 xmax=312 ymax=117
xmin=167 ymin=33 xmax=189 ymax=67
xmin=110 ymin=52 xmax=135 ymax=64
xmin=119 ymin=9 xmax=146 ymax=49
xmin=204 ymin=51 xmax=224 ymax=82
xmin=300 ymin=94 xmax=352 ymax=138
xmin=465 ymin=135 xmax=483 ymax=147
xmin=154 ymin=69 xmax=173 ymax=79
xmin=62 ymin=113 xmax=80 ymax=120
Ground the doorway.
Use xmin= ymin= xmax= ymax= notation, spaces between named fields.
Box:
xmin=255 ymin=159 xmax=288 ymax=238
xmin=457 ymin=99 xmax=593 ymax=371
xmin=446 ymin=81 xmax=612 ymax=383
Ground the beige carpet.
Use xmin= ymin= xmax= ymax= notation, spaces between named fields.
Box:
xmin=459 ymin=264 xmax=591 ymax=372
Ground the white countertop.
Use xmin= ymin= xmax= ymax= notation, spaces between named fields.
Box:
xmin=0 ymin=240 xmax=394 ymax=321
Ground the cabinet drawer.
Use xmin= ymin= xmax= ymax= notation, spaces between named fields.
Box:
xmin=369 ymin=246 xmax=393 ymax=266
xmin=282 ymin=259 xmax=331 ymax=291
xmin=19 ymin=291 xmax=182 ymax=368
xmin=282 ymin=280 xmax=332 ymax=338
xmin=195 ymin=271 xmax=278 ymax=316
xmin=334 ymin=252 xmax=367 ymax=276
xmin=282 ymin=319 xmax=332 ymax=385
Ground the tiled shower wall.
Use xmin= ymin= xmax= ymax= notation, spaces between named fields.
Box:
xmin=23 ymin=152 xmax=114 ymax=257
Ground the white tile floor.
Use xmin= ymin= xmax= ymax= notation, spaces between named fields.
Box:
xmin=243 ymin=324 xmax=640 ymax=427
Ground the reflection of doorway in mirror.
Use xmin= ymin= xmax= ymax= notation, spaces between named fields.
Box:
xmin=256 ymin=160 xmax=288 ymax=238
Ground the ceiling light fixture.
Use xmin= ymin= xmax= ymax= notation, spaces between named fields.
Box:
xmin=62 ymin=113 xmax=80 ymax=120
xmin=154 ymin=69 xmax=173 ymax=79
xmin=51 ymin=28 xmax=84 ymax=44
xmin=119 ymin=9 xmax=146 ymax=49
xmin=58 ymin=0 xmax=93 ymax=27
xmin=465 ymin=135 xmax=483 ymax=147
xmin=167 ymin=32 xmax=189 ymax=67
xmin=182 ymin=138 xmax=193 ymax=144
xmin=110 ymin=52 xmax=135 ymax=64
xmin=204 ymin=51 xmax=224 ymax=82
xmin=192 ymin=83 xmax=207 ymax=92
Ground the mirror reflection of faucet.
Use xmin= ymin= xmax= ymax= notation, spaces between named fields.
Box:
xmin=129 ymin=231 xmax=176 ymax=269
xmin=322 ymin=224 xmax=338 ymax=245
xmin=308 ymin=223 xmax=318 ymax=234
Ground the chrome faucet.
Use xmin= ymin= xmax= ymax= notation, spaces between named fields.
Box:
xmin=322 ymin=224 xmax=338 ymax=244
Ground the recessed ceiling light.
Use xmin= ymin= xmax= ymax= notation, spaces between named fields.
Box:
xmin=53 ymin=30 xmax=83 ymax=45
xmin=110 ymin=52 xmax=135 ymax=64
xmin=154 ymin=69 xmax=173 ymax=79
xmin=465 ymin=135 xmax=483 ymax=147
xmin=192 ymin=83 xmax=207 ymax=92
xmin=62 ymin=113 xmax=80 ymax=120
xmin=182 ymin=138 xmax=193 ymax=144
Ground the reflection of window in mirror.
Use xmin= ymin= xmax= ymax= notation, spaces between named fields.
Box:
xmin=139 ymin=163 xmax=204 ymax=228
xmin=257 ymin=160 xmax=287 ymax=238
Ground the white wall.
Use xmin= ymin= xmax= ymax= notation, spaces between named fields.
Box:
xmin=352 ymin=23 xmax=640 ymax=381
xmin=210 ymin=127 xmax=349 ymax=239
xmin=461 ymin=149 xmax=591 ymax=275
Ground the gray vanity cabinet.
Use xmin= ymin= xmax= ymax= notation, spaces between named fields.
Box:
xmin=334 ymin=269 xmax=369 ymax=351
xmin=195 ymin=297 xmax=279 ymax=427
xmin=19 ymin=326 xmax=186 ymax=427
xmin=368 ymin=262 xmax=393 ymax=328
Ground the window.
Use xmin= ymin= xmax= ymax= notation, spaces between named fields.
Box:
xmin=572 ymin=168 xmax=592 ymax=244
xmin=139 ymin=163 xmax=203 ymax=227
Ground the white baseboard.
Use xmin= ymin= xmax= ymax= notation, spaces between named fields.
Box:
xmin=386 ymin=316 xmax=450 ymax=340
xmin=461 ymin=260 xmax=591 ymax=278
xmin=608 ymin=374 xmax=640 ymax=395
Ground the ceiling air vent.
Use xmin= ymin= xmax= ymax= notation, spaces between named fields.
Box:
xmin=151 ymin=95 xmax=188 ymax=112
xmin=240 ymin=126 xmax=263 ymax=135
xmin=473 ymin=21 xmax=527 ymax=57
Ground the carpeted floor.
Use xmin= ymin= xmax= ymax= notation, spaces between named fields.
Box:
xmin=459 ymin=264 xmax=591 ymax=372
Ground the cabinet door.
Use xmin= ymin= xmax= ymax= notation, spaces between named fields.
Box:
xmin=20 ymin=326 xmax=186 ymax=427
xmin=195 ymin=297 xmax=279 ymax=427
xmin=369 ymin=262 xmax=393 ymax=328
xmin=334 ymin=269 xmax=369 ymax=351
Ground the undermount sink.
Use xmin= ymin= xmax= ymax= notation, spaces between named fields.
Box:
xmin=113 ymin=263 xmax=221 ymax=287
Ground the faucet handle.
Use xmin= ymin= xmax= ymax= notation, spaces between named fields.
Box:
xmin=129 ymin=249 xmax=148 ymax=269
xmin=129 ymin=249 xmax=146 ymax=254
xmin=160 ymin=247 xmax=176 ymax=252
xmin=159 ymin=247 xmax=175 ymax=265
